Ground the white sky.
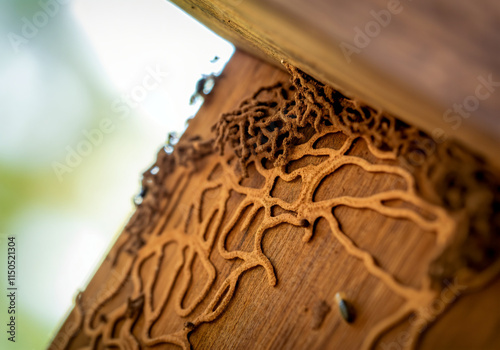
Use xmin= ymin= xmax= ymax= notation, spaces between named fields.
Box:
xmin=71 ymin=0 xmax=234 ymax=132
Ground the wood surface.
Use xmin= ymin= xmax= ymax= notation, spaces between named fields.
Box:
xmin=50 ymin=51 xmax=500 ymax=349
xmin=170 ymin=0 xmax=500 ymax=169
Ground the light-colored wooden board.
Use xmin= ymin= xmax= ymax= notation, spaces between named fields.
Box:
xmin=170 ymin=0 xmax=500 ymax=168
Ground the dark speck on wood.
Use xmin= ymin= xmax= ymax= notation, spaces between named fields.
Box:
xmin=311 ymin=300 xmax=331 ymax=330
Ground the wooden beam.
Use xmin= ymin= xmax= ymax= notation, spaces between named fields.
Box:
xmin=170 ymin=0 xmax=500 ymax=168
xmin=50 ymin=50 xmax=500 ymax=350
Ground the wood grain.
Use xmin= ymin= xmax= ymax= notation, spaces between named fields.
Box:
xmin=50 ymin=51 xmax=500 ymax=350
xmin=170 ymin=0 xmax=500 ymax=169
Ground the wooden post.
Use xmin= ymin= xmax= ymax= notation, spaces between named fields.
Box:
xmin=51 ymin=51 xmax=500 ymax=349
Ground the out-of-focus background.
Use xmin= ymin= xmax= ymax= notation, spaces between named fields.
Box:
xmin=0 ymin=0 xmax=234 ymax=348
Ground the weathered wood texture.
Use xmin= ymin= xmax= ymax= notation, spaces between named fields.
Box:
xmin=170 ymin=0 xmax=500 ymax=169
xmin=51 ymin=51 xmax=500 ymax=350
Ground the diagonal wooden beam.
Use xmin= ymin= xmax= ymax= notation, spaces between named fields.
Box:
xmin=170 ymin=0 xmax=500 ymax=168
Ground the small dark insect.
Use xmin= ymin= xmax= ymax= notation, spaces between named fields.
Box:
xmin=210 ymin=56 xmax=219 ymax=63
xmin=133 ymin=186 xmax=148 ymax=206
xmin=164 ymin=132 xmax=179 ymax=154
xmin=190 ymin=74 xmax=217 ymax=105
xmin=335 ymin=292 xmax=356 ymax=323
